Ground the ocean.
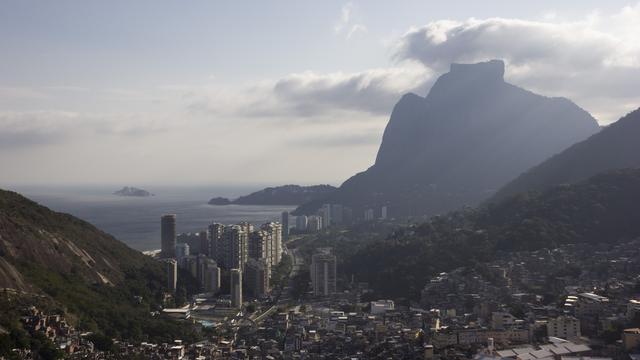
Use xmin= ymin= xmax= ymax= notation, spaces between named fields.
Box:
xmin=8 ymin=185 xmax=295 ymax=251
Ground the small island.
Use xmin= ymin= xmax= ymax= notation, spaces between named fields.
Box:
xmin=113 ymin=186 xmax=153 ymax=197
xmin=208 ymin=197 xmax=231 ymax=205
xmin=208 ymin=184 xmax=336 ymax=206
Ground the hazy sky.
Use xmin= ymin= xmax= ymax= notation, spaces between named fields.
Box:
xmin=2 ymin=1 xmax=640 ymax=187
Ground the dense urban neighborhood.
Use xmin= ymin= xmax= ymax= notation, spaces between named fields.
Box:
xmin=5 ymin=205 xmax=640 ymax=360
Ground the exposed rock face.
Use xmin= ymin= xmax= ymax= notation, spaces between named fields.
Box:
xmin=296 ymin=60 xmax=600 ymax=217
xmin=493 ymin=107 xmax=640 ymax=201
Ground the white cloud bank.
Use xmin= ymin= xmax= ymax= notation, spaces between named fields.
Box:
xmin=190 ymin=3 xmax=640 ymax=125
xmin=4 ymin=4 xmax=640 ymax=185
xmin=188 ymin=63 xmax=431 ymax=120
xmin=394 ymin=5 xmax=640 ymax=121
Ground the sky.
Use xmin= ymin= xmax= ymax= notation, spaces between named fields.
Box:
xmin=2 ymin=0 xmax=640 ymax=187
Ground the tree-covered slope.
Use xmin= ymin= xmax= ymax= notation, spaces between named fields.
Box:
xmin=210 ymin=184 xmax=337 ymax=206
xmin=0 ymin=189 xmax=198 ymax=344
xmin=345 ymin=169 xmax=640 ymax=297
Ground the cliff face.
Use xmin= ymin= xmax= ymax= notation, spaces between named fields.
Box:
xmin=493 ymin=107 xmax=640 ymax=201
xmin=296 ymin=60 xmax=600 ymax=217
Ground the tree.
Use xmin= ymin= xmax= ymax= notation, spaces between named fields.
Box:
xmin=87 ymin=333 xmax=114 ymax=352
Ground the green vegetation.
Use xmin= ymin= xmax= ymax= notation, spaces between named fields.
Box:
xmin=232 ymin=184 xmax=336 ymax=206
xmin=270 ymin=254 xmax=292 ymax=289
xmin=0 ymin=189 xmax=202 ymax=347
xmin=17 ymin=262 xmax=200 ymax=344
xmin=0 ymin=296 xmax=63 ymax=359
xmin=291 ymin=270 xmax=310 ymax=300
xmin=294 ymin=223 xmax=396 ymax=269
xmin=344 ymin=169 xmax=640 ymax=298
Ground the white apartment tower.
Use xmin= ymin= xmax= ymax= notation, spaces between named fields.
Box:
xmin=230 ymin=268 xmax=243 ymax=308
xmin=261 ymin=222 xmax=282 ymax=265
xmin=165 ymin=259 xmax=178 ymax=293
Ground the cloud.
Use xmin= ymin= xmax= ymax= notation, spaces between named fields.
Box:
xmin=188 ymin=4 xmax=640 ymax=125
xmin=188 ymin=63 xmax=432 ymax=121
xmin=287 ymin=129 xmax=383 ymax=148
xmin=0 ymin=111 xmax=79 ymax=148
xmin=393 ymin=6 xmax=640 ymax=122
xmin=346 ymin=24 xmax=367 ymax=39
xmin=334 ymin=2 xmax=367 ymax=39
xmin=0 ymin=110 xmax=176 ymax=149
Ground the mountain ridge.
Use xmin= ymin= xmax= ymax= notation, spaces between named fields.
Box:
xmin=492 ymin=107 xmax=640 ymax=201
xmin=295 ymin=60 xmax=600 ymax=217
xmin=344 ymin=168 xmax=640 ymax=297
xmin=209 ymin=184 xmax=337 ymax=206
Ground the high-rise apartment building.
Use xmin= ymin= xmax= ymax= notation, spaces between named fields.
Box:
xmin=208 ymin=223 xmax=225 ymax=263
xmin=245 ymin=258 xmax=270 ymax=298
xmin=230 ymin=269 xmax=243 ymax=308
xmin=198 ymin=229 xmax=209 ymax=257
xmin=238 ymin=221 xmax=254 ymax=234
xmin=165 ymin=258 xmax=177 ymax=292
xmin=248 ymin=230 xmax=271 ymax=261
xmin=199 ymin=258 xmax=220 ymax=293
xmin=321 ymin=204 xmax=332 ymax=228
xmin=261 ymin=222 xmax=282 ymax=265
xmin=307 ymin=215 xmax=323 ymax=232
xmin=364 ymin=208 xmax=375 ymax=221
xmin=223 ymin=225 xmax=248 ymax=271
xmin=175 ymin=242 xmax=190 ymax=259
xmin=331 ymin=204 xmax=343 ymax=225
xmin=311 ymin=249 xmax=337 ymax=296
xmin=296 ymin=215 xmax=308 ymax=232
xmin=161 ymin=214 xmax=176 ymax=258
xmin=281 ymin=211 xmax=290 ymax=241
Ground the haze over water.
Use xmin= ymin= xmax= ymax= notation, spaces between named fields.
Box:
xmin=8 ymin=185 xmax=294 ymax=251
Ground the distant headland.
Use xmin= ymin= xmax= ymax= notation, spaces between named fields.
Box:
xmin=208 ymin=184 xmax=336 ymax=206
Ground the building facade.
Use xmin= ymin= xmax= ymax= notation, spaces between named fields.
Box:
xmin=230 ymin=269 xmax=243 ymax=308
xmin=160 ymin=214 xmax=176 ymax=258
xmin=165 ymin=259 xmax=177 ymax=293
xmin=245 ymin=258 xmax=270 ymax=298
xmin=547 ymin=316 xmax=581 ymax=340
xmin=311 ymin=250 xmax=337 ymax=296
xmin=281 ymin=211 xmax=289 ymax=242
xmin=296 ymin=215 xmax=308 ymax=232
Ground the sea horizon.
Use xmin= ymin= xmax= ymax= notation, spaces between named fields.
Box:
xmin=5 ymin=184 xmax=295 ymax=251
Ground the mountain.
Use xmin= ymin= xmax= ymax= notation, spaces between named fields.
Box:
xmin=344 ymin=169 xmax=640 ymax=297
xmin=209 ymin=184 xmax=337 ymax=206
xmin=113 ymin=186 xmax=153 ymax=197
xmin=0 ymin=189 xmax=197 ymax=343
xmin=492 ymin=107 xmax=640 ymax=201
xmin=295 ymin=60 xmax=599 ymax=218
